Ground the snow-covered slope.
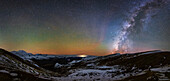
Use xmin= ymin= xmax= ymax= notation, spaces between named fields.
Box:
xmin=0 ymin=48 xmax=58 ymax=81
xmin=2 ymin=49 xmax=170 ymax=81
xmin=52 ymin=50 xmax=170 ymax=81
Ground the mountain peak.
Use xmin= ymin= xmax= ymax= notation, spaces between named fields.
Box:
xmin=11 ymin=50 xmax=33 ymax=57
xmin=18 ymin=50 xmax=28 ymax=54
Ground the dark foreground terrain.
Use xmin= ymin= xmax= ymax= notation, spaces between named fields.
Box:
xmin=0 ymin=48 xmax=170 ymax=81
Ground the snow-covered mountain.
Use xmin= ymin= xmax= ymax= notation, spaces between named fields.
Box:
xmin=11 ymin=50 xmax=98 ymax=73
xmin=1 ymin=48 xmax=170 ymax=81
xmin=11 ymin=50 xmax=59 ymax=60
xmin=11 ymin=50 xmax=96 ymax=60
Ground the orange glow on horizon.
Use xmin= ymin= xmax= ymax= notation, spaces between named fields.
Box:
xmin=77 ymin=55 xmax=87 ymax=57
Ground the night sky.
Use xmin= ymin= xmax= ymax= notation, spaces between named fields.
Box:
xmin=0 ymin=0 xmax=170 ymax=55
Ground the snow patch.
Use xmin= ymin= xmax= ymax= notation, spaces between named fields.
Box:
xmin=54 ymin=63 xmax=62 ymax=68
xmin=151 ymin=66 xmax=170 ymax=72
xmin=0 ymin=70 xmax=9 ymax=74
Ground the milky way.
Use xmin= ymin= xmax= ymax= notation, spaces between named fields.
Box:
xmin=0 ymin=0 xmax=170 ymax=55
xmin=112 ymin=0 xmax=169 ymax=53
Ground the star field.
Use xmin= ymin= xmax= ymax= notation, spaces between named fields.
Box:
xmin=0 ymin=0 xmax=170 ymax=55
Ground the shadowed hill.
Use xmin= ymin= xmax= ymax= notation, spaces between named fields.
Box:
xmin=68 ymin=50 xmax=170 ymax=70
xmin=51 ymin=50 xmax=170 ymax=81
xmin=0 ymin=48 xmax=170 ymax=81
xmin=0 ymin=48 xmax=40 ymax=70
xmin=0 ymin=48 xmax=58 ymax=81
xmin=98 ymin=51 xmax=170 ymax=69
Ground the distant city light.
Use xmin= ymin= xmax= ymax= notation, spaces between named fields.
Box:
xmin=77 ymin=55 xmax=87 ymax=57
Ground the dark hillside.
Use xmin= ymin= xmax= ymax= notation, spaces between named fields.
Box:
xmin=0 ymin=48 xmax=40 ymax=70
xmin=99 ymin=51 xmax=170 ymax=69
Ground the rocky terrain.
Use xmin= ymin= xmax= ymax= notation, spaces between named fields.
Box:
xmin=0 ymin=48 xmax=170 ymax=81
xmin=0 ymin=48 xmax=58 ymax=81
xmin=52 ymin=50 xmax=170 ymax=81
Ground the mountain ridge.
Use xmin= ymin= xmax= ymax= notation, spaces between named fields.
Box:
xmin=0 ymin=48 xmax=59 ymax=81
xmin=0 ymin=48 xmax=170 ymax=81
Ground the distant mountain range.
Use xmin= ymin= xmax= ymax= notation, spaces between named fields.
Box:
xmin=11 ymin=50 xmax=96 ymax=60
xmin=0 ymin=48 xmax=170 ymax=81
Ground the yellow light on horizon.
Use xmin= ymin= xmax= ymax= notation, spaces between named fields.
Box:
xmin=77 ymin=55 xmax=87 ymax=57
